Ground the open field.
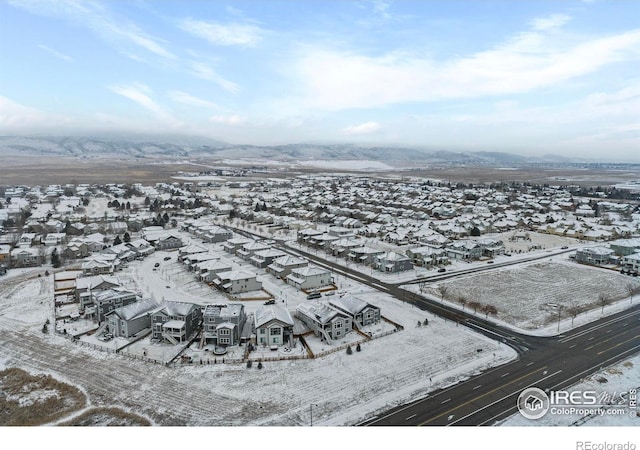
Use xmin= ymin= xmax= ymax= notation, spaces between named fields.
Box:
xmin=0 ymin=367 xmax=86 ymax=426
xmin=1 ymin=155 xmax=638 ymax=187
xmin=58 ymin=407 xmax=152 ymax=426
xmin=417 ymin=258 xmax=640 ymax=332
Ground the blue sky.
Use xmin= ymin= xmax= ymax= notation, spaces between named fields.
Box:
xmin=0 ymin=0 xmax=638 ymax=161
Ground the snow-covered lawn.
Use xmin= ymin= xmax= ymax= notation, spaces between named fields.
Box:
xmin=407 ymin=257 xmax=640 ymax=335
xmin=0 ymin=255 xmax=517 ymax=426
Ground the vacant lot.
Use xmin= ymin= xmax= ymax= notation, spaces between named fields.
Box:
xmin=59 ymin=407 xmax=151 ymax=426
xmin=421 ymin=259 xmax=640 ymax=331
xmin=0 ymin=367 xmax=86 ymax=426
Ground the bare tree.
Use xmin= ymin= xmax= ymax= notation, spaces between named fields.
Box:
xmin=626 ymin=283 xmax=637 ymax=304
xmin=469 ymin=301 xmax=481 ymax=314
xmin=598 ymin=293 xmax=611 ymax=315
xmin=437 ymin=285 xmax=448 ymax=301
xmin=418 ymin=280 xmax=428 ymax=294
xmin=458 ymin=296 xmax=467 ymax=311
xmin=567 ymin=302 xmax=580 ymax=327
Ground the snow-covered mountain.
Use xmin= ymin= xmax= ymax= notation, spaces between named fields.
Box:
xmin=0 ymin=135 xmax=604 ymax=165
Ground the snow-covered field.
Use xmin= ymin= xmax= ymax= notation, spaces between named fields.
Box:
xmin=409 ymin=257 xmax=640 ymax=335
xmin=0 ymin=249 xmax=516 ymax=426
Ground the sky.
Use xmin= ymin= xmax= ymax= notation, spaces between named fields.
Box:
xmin=0 ymin=0 xmax=639 ymax=161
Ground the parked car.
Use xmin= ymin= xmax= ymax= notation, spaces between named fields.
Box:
xmin=154 ymin=262 xmax=160 ymax=268
xmin=561 ymin=246 xmax=569 ymax=249
xmin=438 ymin=268 xmax=446 ymax=273
xmin=324 ymin=291 xmax=335 ymax=296
xmin=487 ymin=261 xmax=494 ymax=264
xmin=306 ymin=292 xmax=321 ymax=300
xmin=264 ymin=299 xmax=276 ymax=305
xmin=163 ymin=256 xmax=171 ymax=261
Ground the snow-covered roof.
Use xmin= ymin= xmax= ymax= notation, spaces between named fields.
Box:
xmin=111 ymin=298 xmax=158 ymax=321
xmin=329 ymin=295 xmax=378 ymax=316
xmin=254 ymin=305 xmax=294 ymax=328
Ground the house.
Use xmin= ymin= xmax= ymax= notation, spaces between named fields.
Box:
xmin=609 ymin=238 xmax=640 ymax=257
xmin=81 ymin=257 xmax=113 ymax=276
xmin=17 ymin=232 xmax=37 ymax=247
xmin=125 ymin=239 xmax=155 ymax=257
xmin=406 ymin=246 xmax=449 ymax=267
xmin=0 ymin=244 xmax=12 ymax=265
xmin=196 ymin=260 xmax=233 ymax=283
xmin=75 ymin=274 xmax=122 ymax=303
xmin=375 ymin=251 xmax=414 ymax=273
xmin=43 ymin=233 xmax=67 ymax=246
xmin=9 ymin=247 xmax=41 ymax=267
xmin=212 ymin=270 xmax=262 ymax=294
xmin=329 ymin=295 xmax=381 ymax=328
xmin=202 ymin=303 xmax=247 ymax=346
xmin=445 ymin=240 xmax=483 ymax=261
xmin=90 ymin=288 xmax=140 ymax=322
xmin=254 ymin=305 xmax=294 ymax=348
xmin=249 ymin=248 xmax=287 ymax=269
xmin=266 ymin=255 xmax=308 ymax=280
xmin=63 ymin=240 xmax=89 ymax=260
xmin=222 ymin=238 xmax=253 ymax=255
xmin=106 ymin=298 xmax=158 ymax=338
xmin=575 ymin=247 xmax=615 ymax=266
xmin=347 ymin=246 xmax=385 ymax=266
xmin=477 ymin=238 xmax=506 ymax=257
xmin=329 ymin=238 xmax=362 ymax=257
xmin=150 ymin=301 xmax=203 ymax=345
xmin=236 ymin=241 xmax=271 ymax=261
xmin=286 ymin=265 xmax=333 ymax=291
xmin=621 ymin=253 xmax=640 ymax=275
xmin=202 ymin=226 xmax=233 ymax=243
xmin=296 ymin=301 xmax=352 ymax=344
xmin=178 ymin=244 xmax=208 ymax=262
xmin=154 ymin=233 xmax=183 ymax=250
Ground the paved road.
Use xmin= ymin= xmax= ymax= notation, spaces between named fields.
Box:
xmin=230 ymin=227 xmax=640 ymax=426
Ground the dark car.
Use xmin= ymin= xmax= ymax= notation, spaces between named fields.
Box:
xmin=437 ymin=268 xmax=446 ymax=273
xmin=163 ymin=256 xmax=171 ymax=261
xmin=154 ymin=262 xmax=160 ymax=268
xmin=306 ymin=292 xmax=322 ymax=300
xmin=264 ymin=299 xmax=276 ymax=305
xmin=487 ymin=261 xmax=494 ymax=264
xmin=561 ymin=246 xmax=569 ymax=249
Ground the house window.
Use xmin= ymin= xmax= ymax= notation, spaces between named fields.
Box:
xmin=335 ymin=322 xmax=343 ymax=328
xmin=260 ymin=329 xmax=265 ymax=334
xmin=219 ymin=329 xmax=230 ymax=335
xmin=270 ymin=327 xmax=281 ymax=335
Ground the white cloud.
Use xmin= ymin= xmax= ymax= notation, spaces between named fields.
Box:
xmin=531 ymin=14 xmax=572 ymax=31
xmin=342 ymin=121 xmax=381 ymax=135
xmin=9 ymin=0 xmax=175 ymax=60
xmin=37 ymin=44 xmax=74 ymax=62
xmin=289 ymin=21 xmax=640 ymax=111
xmin=180 ymin=18 xmax=263 ymax=47
xmin=108 ymin=83 xmax=174 ymax=123
xmin=168 ymin=91 xmax=222 ymax=109
xmin=209 ymin=115 xmax=246 ymax=126
xmin=189 ymin=62 xmax=240 ymax=93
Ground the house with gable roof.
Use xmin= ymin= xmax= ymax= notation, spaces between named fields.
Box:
xmin=106 ymin=298 xmax=158 ymax=338
xmin=295 ymin=301 xmax=352 ymax=344
xmin=202 ymin=303 xmax=247 ymax=346
xmin=266 ymin=254 xmax=308 ymax=280
xmin=329 ymin=295 xmax=381 ymax=328
xmin=151 ymin=301 xmax=202 ymax=345
xmin=374 ymin=251 xmax=413 ymax=273
xmin=212 ymin=270 xmax=262 ymax=294
xmin=254 ymin=305 xmax=294 ymax=348
xmin=286 ymin=265 xmax=333 ymax=291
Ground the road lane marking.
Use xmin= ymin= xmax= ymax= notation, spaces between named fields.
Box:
xmin=441 ymin=398 xmax=451 ymax=404
xmin=526 ymin=362 xmax=534 ymax=366
xmin=447 ymin=369 xmax=562 ymax=426
xmin=473 ymin=385 xmax=482 ymax=390
xmin=419 ymin=366 xmax=548 ymax=426
xmin=559 ymin=310 xmax=640 ymax=342
xmin=596 ymin=335 xmax=640 ymax=356
xmin=405 ymin=414 xmax=416 ymax=421
xmin=501 ymin=372 xmax=509 ymax=378
xmin=569 ymin=344 xmax=577 ymax=349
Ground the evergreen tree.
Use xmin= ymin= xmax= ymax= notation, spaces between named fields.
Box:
xmin=123 ymin=232 xmax=131 ymax=243
xmin=113 ymin=235 xmax=122 ymax=245
xmin=51 ymin=248 xmax=61 ymax=268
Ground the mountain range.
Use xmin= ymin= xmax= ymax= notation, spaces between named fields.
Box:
xmin=0 ymin=135 xmax=609 ymax=166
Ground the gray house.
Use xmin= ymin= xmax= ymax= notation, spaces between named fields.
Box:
xmin=374 ymin=251 xmax=414 ymax=273
xmin=296 ymin=302 xmax=352 ymax=344
xmin=254 ymin=305 xmax=294 ymax=348
xmin=202 ymin=303 xmax=247 ymax=346
xmin=151 ymin=301 xmax=203 ymax=345
xmin=266 ymin=255 xmax=308 ymax=280
xmin=249 ymin=248 xmax=287 ymax=269
xmin=106 ymin=298 xmax=158 ymax=338
xmin=91 ymin=288 xmax=140 ymax=323
xmin=329 ymin=295 xmax=381 ymax=328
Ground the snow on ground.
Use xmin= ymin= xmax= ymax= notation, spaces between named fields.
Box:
xmin=296 ymin=160 xmax=393 ymax=171
xmin=406 ymin=257 xmax=640 ymax=336
xmin=0 ymin=237 xmax=517 ymax=426
xmin=500 ymin=353 xmax=640 ymax=426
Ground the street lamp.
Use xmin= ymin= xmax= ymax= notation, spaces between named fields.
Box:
xmin=556 ymin=305 xmax=564 ymax=333
xmin=310 ymin=403 xmax=318 ymax=426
